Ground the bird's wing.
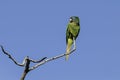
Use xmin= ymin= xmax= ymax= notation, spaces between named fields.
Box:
xmin=66 ymin=24 xmax=73 ymax=44
xmin=75 ymin=26 xmax=80 ymax=40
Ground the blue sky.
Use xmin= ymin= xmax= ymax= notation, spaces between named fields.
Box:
xmin=0 ymin=0 xmax=120 ymax=80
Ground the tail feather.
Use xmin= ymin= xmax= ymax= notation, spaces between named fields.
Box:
xmin=65 ymin=55 xmax=69 ymax=61
xmin=65 ymin=46 xmax=71 ymax=60
xmin=65 ymin=38 xmax=73 ymax=61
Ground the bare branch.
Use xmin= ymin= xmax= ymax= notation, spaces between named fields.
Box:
xmin=0 ymin=39 xmax=77 ymax=80
xmin=20 ymin=56 xmax=30 ymax=80
xmin=0 ymin=45 xmax=25 ymax=66
xmin=29 ymin=57 xmax=47 ymax=63
xmin=20 ymin=56 xmax=47 ymax=80
xmin=29 ymin=40 xmax=76 ymax=71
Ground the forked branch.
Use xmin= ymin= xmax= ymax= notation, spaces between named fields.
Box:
xmin=0 ymin=39 xmax=76 ymax=80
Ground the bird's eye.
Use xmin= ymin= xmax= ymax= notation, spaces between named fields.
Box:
xmin=69 ymin=18 xmax=73 ymax=22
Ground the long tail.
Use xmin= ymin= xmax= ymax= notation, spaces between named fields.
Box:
xmin=65 ymin=39 xmax=73 ymax=61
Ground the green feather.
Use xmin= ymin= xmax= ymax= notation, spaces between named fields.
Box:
xmin=65 ymin=16 xmax=80 ymax=60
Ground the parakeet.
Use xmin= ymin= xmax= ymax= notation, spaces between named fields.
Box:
xmin=65 ymin=16 xmax=80 ymax=60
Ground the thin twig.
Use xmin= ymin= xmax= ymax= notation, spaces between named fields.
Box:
xmin=29 ymin=57 xmax=47 ymax=63
xmin=0 ymin=45 xmax=25 ymax=66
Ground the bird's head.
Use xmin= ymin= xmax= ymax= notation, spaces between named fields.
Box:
xmin=69 ymin=16 xmax=80 ymax=25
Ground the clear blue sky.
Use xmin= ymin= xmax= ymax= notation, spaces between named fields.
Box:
xmin=0 ymin=0 xmax=120 ymax=80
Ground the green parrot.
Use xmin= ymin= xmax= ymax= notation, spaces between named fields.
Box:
xmin=66 ymin=16 xmax=80 ymax=60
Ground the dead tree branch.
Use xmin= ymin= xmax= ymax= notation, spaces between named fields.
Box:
xmin=29 ymin=39 xmax=76 ymax=71
xmin=0 ymin=45 xmax=47 ymax=80
xmin=1 ymin=45 xmax=25 ymax=66
xmin=29 ymin=57 xmax=47 ymax=63
xmin=29 ymin=46 xmax=76 ymax=71
xmin=0 ymin=39 xmax=76 ymax=80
